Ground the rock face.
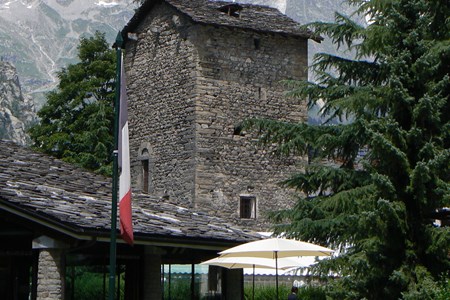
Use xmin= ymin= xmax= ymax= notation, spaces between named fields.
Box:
xmin=0 ymin=0 xmax=136 ymax=144
xmin=0 ymin=61 xmax=36 ymax=145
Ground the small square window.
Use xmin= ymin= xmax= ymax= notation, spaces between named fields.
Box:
xmin=257 ymin=87 xmax=266 ymax=100
xmin=240 ymin=196 xmax=256 ymax=219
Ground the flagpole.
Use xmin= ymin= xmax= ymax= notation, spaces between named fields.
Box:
xmin=109 ymin=31 xmax=123 ymax=300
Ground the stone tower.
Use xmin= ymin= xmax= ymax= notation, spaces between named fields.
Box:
xmin=123 ymin=0 xmax=319 ymax=229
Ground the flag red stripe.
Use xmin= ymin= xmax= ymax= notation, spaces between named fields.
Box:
xmin=119 ymin=189 xmax=133 ymax=245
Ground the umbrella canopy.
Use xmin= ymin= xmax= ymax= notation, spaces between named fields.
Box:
xmin=201 ymin=255 xmax=313 ymax=300
xmin=218 ymin=237 xmax=333 ymax=300
xmin=200 ymin=256 xmax=306 ymax=270
xmin=219 ymin=237 xmax=333 ymax=258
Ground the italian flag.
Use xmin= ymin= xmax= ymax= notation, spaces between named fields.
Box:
xmin=118 ymin=54 xmax=134 ymax=245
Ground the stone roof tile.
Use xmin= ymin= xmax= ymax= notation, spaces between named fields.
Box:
xmin=0 ymin=140 xmax=260 ymax=245
xmin=123 ymin=0 xmax=322 ymax=42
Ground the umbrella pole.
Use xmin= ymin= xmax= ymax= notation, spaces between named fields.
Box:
xmin=275 ymin=251 xmax=279 ymax=300
xmin=252 ymin=264 xmax=255 ymax=300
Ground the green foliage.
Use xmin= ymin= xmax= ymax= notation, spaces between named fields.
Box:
xmin=163 ymin=279 xmax=191 ymax=300
xmin=29 ymin=31 xmax=115 ymax=176
xmin=71 ymin=271 xmax=105 ymax=300
xmin=400 ymin=268 xmax=449 ymax=300
xmin=244 ymin=0 xmax=450 ymax=299
xmin=243 ymin=285 xmax=326 ymax=300
xmin=163 ymin=277 xmax=199 ymax=300
xmin=65 ymin=266 xmax=125 ymax=300
xmin=244 ymin=285 xmax=289 ymax=300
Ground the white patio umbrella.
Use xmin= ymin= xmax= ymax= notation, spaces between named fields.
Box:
xmin=201 ymin=256 xmax=305 ymax=269
xmin=201 ymin=256 xmax=306 ymax=300
xmin=219 ymin=238 xmax=333 ymax=258
xmin=218 ymin=238 xmax=333 ymax=300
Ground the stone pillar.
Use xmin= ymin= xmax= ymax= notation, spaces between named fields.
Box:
xmin=141 ymin=246 xmax=163 ymax=300
xmin=36 ymin=249 xmax=64 ymax=300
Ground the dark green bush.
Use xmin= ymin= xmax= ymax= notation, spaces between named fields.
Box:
xmin=244 ymin=285 xmax=326 ymax=300
xmin=163 ymin=277 xmax=200 ymax=300
xmin=65 ymin=266 xmax=124 ymax=300
xmin=244 ymin=285 xmax=289 ymax=300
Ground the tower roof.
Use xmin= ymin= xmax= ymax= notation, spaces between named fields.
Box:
xmin=123 ymin=0 xmax=322 ymax=42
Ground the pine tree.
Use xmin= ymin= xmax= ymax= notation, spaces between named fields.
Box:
xmin=29 ymin=32 xmax=115 ymax=176
xmin=244 ymin=0 xmax=449 ymax=299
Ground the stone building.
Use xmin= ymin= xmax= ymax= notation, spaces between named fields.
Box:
xmin=122 ymin=0 xmax=321 ymax=230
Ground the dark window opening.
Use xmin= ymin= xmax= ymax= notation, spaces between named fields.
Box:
xmin=233 ymin=124 xmax=245 ymax=136
xmin=254 ymin=38 xmax=260 ymax=50
xmin=142 ymin=159 xmax=149 ymax=193
xmin=218 ymin=4 xmax=243 ymax=18
xmin=240 ymin=196 xmax=256 ymax=219
xmin=257 ymin=87 xmax=267 ymax=100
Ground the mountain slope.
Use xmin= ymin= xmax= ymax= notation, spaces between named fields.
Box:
xmin=0 ymin=0 xmax=136 ymax=107
xmin=0 ymin=60 xmax=36 ymax=145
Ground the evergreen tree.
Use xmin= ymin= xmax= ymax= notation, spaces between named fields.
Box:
xmin=244 ymin=0 xmax=449 ymax=299
xmin=29 ymin=32 xmax=115 ymax=176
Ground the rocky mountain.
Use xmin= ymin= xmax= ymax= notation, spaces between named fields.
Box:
xmin=0 ymin=0 xmax=137 ymax=144
xmin=0 ymin=0 xmax=137 ymax=108
xmin=0 ymin=60 xmax=36 ymax=145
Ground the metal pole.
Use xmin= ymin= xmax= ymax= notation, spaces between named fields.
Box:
xmin=275 ymin=251 xmax=279 ymax=300
xmin=109 ymin=31 xmax=123 ymax=300
xmin=161 ymin=264 xmax=165 ymax=300
xmin=191 ymin=264 xmax=195 ymax=300
xmin=117 ymin=266 xmax=121 ymax=300
xmin=252 ymin=264 xmax=255 ymax=300
xmin=169 ymin=264 xmax=172 ymax=300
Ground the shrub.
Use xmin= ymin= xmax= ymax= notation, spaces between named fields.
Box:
xmin=243 ymin=285 xmax=326 ymax=300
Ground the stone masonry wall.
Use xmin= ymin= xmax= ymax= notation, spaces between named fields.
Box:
xmin=125 ymin=2 xmax=308 ymax=229
xmin=126 ymin=2 xmax=198 ymax=206
xmin=191 ymin=25 xmax=308 ymax=228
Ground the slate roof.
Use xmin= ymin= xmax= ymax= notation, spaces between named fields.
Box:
xmin=123 ymin=0 xmax=322 ymax=42
xmin=0 ymin=140 xmax=260 ymax=247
